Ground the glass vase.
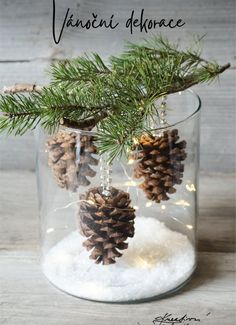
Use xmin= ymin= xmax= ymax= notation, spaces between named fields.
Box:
xmin=36 ymin=89 xmax=200 ymax=302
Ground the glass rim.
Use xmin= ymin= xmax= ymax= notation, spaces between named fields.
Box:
xmin=62 ymin=89 xmax=201 ymax=136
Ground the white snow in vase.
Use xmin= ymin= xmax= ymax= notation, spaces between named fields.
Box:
xmin=42 ymin=217 xmax=195 ymax=302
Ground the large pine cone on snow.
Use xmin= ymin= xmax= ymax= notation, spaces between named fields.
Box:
xmin=46 ymin=130 xmax=98 ymax=191
xmin=79 ymin=187 xmax=136 ymax=265
xmin=132 ymin=129 xmax=187 ymax=203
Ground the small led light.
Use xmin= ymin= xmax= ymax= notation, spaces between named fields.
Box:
xmin=133 ymin=205 xmax=139 ymax=210
xmin=186 ymin=184 xmax=196 ymax=192
xmin=175 ymin=200 xmax=190 ymax=207
xmin=46 ymin=228 xmax=54 ymax=233
xmin=161 ymin=205 xmax=166 ymax=210
xmin=145 ymin=202 xmax=152 ymax=207
xmin=186 ymin=224 xmax=193 ymax=229
xmin=125 ymin=180 xmax=137 ymax=186
xmin=137 ymin=258 xmax=149 ymax=268
xmin=128 ymin=158 xmax=135 ymax=165
xmin=132 ymin=137 xmax=139 ymax=145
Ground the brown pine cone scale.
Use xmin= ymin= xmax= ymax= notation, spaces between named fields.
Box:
xmin=79 ymin=187 xmax=135 ymax=265
xmin=132 ymin=129 xmax=187 ymax=203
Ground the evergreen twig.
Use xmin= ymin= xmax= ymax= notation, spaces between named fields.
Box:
xmin=0 ymin=36 xmax=230 ymax=159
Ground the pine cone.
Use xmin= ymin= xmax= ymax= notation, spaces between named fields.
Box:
xmin=132 ymin=129 xmax=187 ymax=203
xmin=79 ymin=187 xmax=135 ymax=265
xmin=46 ymin=130 xmax=98 ymax=191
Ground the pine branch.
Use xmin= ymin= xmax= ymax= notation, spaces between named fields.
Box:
xmin=0 ymin=35 xmax=231 ymax=160
xmin=96 ymin=112 xmax=145 ymax=162
xmin=50 ymin=53 xmax=111 ymax=89
xmin=153 ymin=62 xmax=231 ymax=98
xmin=0 ymin=94 xmax=42 ymax=135
xmin=61 ymin=111 xmax=108 ymax=130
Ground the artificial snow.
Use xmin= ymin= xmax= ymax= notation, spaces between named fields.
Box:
xmin=42 ymin=217 xmax=195 ymax=302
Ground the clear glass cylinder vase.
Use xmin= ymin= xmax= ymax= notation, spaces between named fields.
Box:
xmin=36 ymin=89 xmax=200 ymax=302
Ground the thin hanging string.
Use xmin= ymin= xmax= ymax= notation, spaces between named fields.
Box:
xmin=100 ymin=152 xmax=112 ymax=197
xmin=148 ymin=96 xmax=169 ymax=136
xmin=159 ymin=95 xmax=168 ymax=127
xmin=150 ymin=95 xmax=169 ymax=137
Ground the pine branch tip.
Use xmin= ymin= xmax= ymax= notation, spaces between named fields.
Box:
xmin=219 ymin=63 xmax=231 ymax=73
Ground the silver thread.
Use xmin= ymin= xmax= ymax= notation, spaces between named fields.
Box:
xmin=160 ymin=95 xmax=168 ymax=126
xmin=100 ymin=153 xmax=112 ymax=197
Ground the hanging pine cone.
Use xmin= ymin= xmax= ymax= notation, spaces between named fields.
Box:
xmin=132 ymin=129 xmax=187 ymax=203
xmin=46 ymin=130 xmax=98 ymax=191
xmin=79 ymin=187 xmax=135 ymax=265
